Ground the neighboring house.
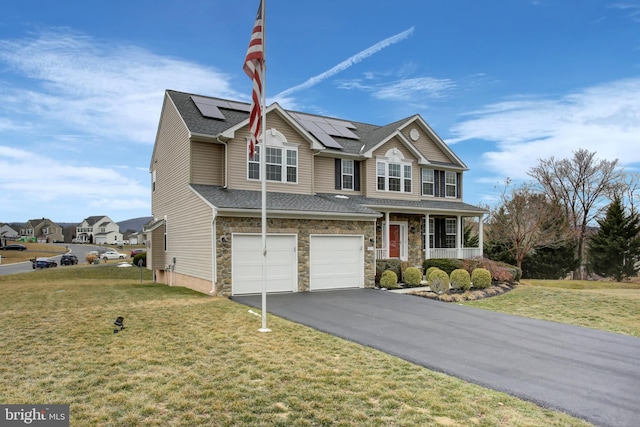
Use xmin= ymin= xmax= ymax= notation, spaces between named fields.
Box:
xmin=127 ymin=231 xmax=146 ymax=245
xmin=148 ymin=90 xmax=487 ymax=296
xmin=20 ymin=218 xmax=64 ymax=243
xmin=76 ymin=216 xmax=123 ymax=244
xmin=1 ymin=223 xmax=19 ymax=245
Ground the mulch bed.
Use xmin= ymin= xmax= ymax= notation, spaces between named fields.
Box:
xmin=407 ymin=282 xmax=518 ymax=302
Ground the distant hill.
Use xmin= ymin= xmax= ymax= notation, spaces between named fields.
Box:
xmin=118 ymin=216 xmax=153 ymax=233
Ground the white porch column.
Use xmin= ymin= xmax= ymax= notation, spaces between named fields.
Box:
xmin=385 ymin=211 xmax=390 ymax=259
xmin=478 ymin=214 xmax=484 ymax=257
xmin=457 ymin=215 xmax=463 ymax=258
xmin=424 ymin=213 xmax=430 ymax=260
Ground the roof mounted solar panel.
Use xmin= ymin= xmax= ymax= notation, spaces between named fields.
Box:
xmin=191 ymin=96 xmax=225 ymax=120
xmin=191 ymin=96 xmax=252 ymax=120
xmin=311 ymin=131 xmax=343 ymax=149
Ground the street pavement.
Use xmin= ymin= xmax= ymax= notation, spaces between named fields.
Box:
xmin=233 ymin=289 xmax=640 ymax=427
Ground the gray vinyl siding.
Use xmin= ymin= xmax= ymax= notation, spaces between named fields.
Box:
xmin=227 ymin=112 xmax=313 ymax=195
xmin=191 ymin=141 xmax=224 ymax=186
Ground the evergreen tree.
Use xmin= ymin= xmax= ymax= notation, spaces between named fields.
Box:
xmin=522 ymin=242 xmax=580 ymax=280
xmin=587 ymin=198 xmax=640 ymax=281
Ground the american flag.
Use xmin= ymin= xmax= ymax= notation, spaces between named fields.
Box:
xmin=243 ymin=0 xmax=265 ymax=159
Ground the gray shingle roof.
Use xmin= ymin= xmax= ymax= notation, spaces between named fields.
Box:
xmin=167 ymin=90 xmax=423 ymax=157
xmin=191 ymin=185 xmax=486 ymax=217
xmin=190 ymin=185 xmax=380 ymax=217
xmin=317 ymin=193 xmax=488 ymax=215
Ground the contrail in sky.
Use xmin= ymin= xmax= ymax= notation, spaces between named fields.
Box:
xmin=273 ymin=26 xmax=415 ymax=99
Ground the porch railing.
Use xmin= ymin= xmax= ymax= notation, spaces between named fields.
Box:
xmin=375 ymin=247 xmax=482 ymax=261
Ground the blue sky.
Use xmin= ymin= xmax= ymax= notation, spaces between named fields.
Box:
xmin=1 ymin=0 xmax=639 ymax=223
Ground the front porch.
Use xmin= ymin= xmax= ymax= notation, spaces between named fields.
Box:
xmin=375 ymin=211 xmax=484 ymax=264
xmin=376 ymin=247 xmax=482 ymax=260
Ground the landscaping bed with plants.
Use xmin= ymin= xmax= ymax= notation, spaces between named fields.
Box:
xmin=377 ymin=257 xmax=521 ymax=302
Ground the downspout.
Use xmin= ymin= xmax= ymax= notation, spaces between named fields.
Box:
xmin=210 ymin=207 xmax=218 ymax=294
xmin=216 ymin=135 xmax=229 ymax=189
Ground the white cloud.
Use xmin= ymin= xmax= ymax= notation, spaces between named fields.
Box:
xmin=0 ymin=29 xmax=246 ymax=221
xmin=372 ymin=77 xmax=455 ymax=101
xmin=0 ymin=29 xmax=243 ymax=144
xmin=449 ymin=78 xmax=640 ymax=180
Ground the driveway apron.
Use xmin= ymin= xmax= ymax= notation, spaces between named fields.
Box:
xmin=233 ymin=289 xmax=640 ymax=427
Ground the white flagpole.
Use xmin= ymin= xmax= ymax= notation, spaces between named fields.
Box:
xmin=258 ymin=0 xmax=270 ymax=333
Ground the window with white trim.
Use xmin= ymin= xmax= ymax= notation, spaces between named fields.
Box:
xmin=422 ymin=169 xmax=434 ymax=196
xmin=445 ymin=171 xmax=457 ymax=198
xmin=247 ymin=129 xmax=298 ymax=183
xmin=376 ymin=161 xmax=412 ymax=193
xmin=342 ymin=159 xmax=354 ymax=190
xmin=404 ymin=165 xmax=412 ymax=193
xmin=377 ymin=148 xmax=412 ymax=193
xmin=445 ymin=218 xmax=457 ymax=248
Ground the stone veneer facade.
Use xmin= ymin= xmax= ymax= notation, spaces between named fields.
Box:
xmin=215 ymin=216 xmax=377 ymax=295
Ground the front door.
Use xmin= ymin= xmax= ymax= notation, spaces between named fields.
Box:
xmin=389 ymin=224 xmax=400 ymax=258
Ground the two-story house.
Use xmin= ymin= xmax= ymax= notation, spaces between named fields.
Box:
xmin=0 ymin=223 xmax=19 ymax=245
xmin=147 ymin=90 xmax=486 ymax=296
xmin=76 ymin=216 xmax=123 ymax=244
xmin=20 ymin=218 xmax=64 ymax=243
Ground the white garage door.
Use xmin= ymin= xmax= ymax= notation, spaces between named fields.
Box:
xmin=310 ymin=235 xmax=364 ymax=291
xmin=232 ymin=234 xmax=297 ymax=295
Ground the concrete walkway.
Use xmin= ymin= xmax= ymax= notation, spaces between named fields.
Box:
xmin=233 ymin=289 xmax=640 ymax=427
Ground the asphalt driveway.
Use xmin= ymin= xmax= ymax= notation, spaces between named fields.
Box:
xmin=233 ymin=289 xmax=640 ymax=427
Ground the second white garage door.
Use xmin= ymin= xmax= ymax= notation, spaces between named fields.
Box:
xmin=232 ymin=234 xmax=297 ymax=295
xmin=310 ymin=235 xmax=364 ymax=291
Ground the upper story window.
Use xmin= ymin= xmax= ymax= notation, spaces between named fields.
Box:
xmin=422 ymin=169 xmax=434 ymax=196
xmin=152 ymin=170 xmax=156 ymax=192
xmin=377 ymin=148 xmax=412 ymax=193
xmin=421 ymin=168 xmax=461 ymax=199
xmin=334 ymin=159 xmax=361 ymax=191
xmin=445 ymin=171 xmax=457 ymax=198
xmin=248 ymin=129 xmax=298 ymax=184
xmin=342 ymin=159 xmax=354 ymax=190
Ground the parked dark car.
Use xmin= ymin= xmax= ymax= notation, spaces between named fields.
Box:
xmin=130 ymin=248 xmax=146 ymax=258
xmin=1 ymin=244 xmax=27 ymax=251
xmin=32 ymin=258 xmax=57 ymax=269
xmin=60 ymin=254 xmax=78 ymax=265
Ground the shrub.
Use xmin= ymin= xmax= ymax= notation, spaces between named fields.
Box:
xmin=403 ymin=267 xmax=423 ymax=287
xmin=423 ymin=258 xmax=463 ymax=275
xmin=429 ymin=269 xmax=450 ymax=294
xmin=426 ymin=267 xmax=443 ymax=281
xmin=462 ymin=258 xmax=521 ymax=283
xmin=86 ymin=254 xmax=98 ymax=264
xmin=471 ymin=268 xmax=492 ymax=289
xmin=379 ymin=270 xmax=399 ymax=288
xmin=376 ymin=259 xmax=402 ymax=283
xmin=450 ymin=269 xmax=471 ymax=291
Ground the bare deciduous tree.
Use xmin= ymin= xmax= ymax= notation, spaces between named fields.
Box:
xmin=528 ymin=149 xmax=622 ymax=277
xmin=487 ymin=182 xmax=570 ymax=270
